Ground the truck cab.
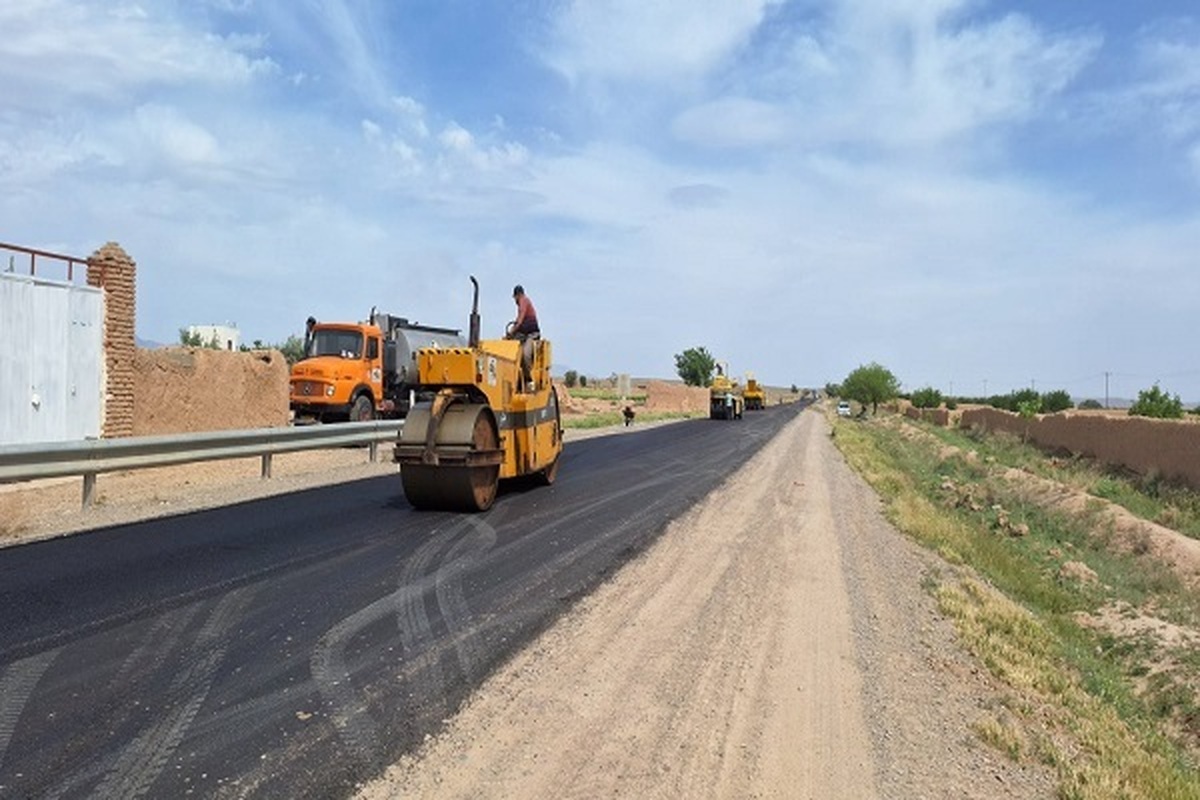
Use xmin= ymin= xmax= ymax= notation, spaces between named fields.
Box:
xmin=290 ymin=323 xmax=384 ymax=423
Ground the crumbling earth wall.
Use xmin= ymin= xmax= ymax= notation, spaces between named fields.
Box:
xmin=133 ymin=348 xmax=289 ymax=435
xmin=960 ymin=407 xmax=1200 ymax=491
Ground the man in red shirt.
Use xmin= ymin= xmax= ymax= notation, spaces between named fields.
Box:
xmin=507 ymin=285 xmax=540 ymax=388
xmin=508 ymin=285 xmax=539 ymax=337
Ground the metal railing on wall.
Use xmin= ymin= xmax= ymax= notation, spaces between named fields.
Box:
xmin=0 ymin=421 xmax=404 ymax=508
xmin=0 ymin=241 xmax=89 ymax=284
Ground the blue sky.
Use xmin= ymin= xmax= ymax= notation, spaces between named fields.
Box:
xmin=3 ymin=0 xmax=1199 ymax=401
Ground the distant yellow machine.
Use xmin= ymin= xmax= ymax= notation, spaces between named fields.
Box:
xmin=743 ymin=373 xmax=766 ymax=411
xmin=709 ymin=363 xmax=744 ymax=420
xmin=393 ymin=278 xmax=562 ymax=511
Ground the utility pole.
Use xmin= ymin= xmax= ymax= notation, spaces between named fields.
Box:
xmin=1031 ymin=378 xmax=1036 ymax=392
xmin=1104 ymin=371 xmax=1110 ymax=409
xmin=982 ymin=379 xmax=988 ymax=397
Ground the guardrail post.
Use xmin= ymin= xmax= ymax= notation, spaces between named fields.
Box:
xmin=261 ymin=454 xmax=272 ymax=479
xmin=82 ymin=473 xmax=97 ymax=508
xmin=369 ymin=441 xmax=378 ymax=462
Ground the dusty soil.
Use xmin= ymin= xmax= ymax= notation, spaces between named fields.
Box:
xmin=999 ymin=466 xmax=1200 ymax=589
xmin=357 ymin=409 xmax=1054 ymax=799
xmin=133 ymin=347 xmax=289 ymax=435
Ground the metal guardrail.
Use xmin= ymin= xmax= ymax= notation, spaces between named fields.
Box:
xmin=0 ymin=420 xmax=403 ymax=508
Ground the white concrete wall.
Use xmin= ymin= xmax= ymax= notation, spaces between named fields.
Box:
xmin=0 ymin=273 xmax=103 ymax=444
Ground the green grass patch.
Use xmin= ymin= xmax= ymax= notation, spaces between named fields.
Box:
xmin=919 ymin=423 xmax=1200 ymax=541
xmin=564 ymin=387 xmax=647 ymax=403
xmin=561 ymin=410 xmax=699 ymax=430
xmin=833 ymin=416 xmax=1200 ymax=798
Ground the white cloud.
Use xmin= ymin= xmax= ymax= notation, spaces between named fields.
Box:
xmin=671 ymin=97 xmax=792 ymax=148
xmin=0 ymin=0 xmax=277 ymax=110
xmin=437 ymin=123 xmax=530 ymax=173
xmin=134 ymin=105 xmax=221 ymax=166
xmin=542 ymin=0 xmax=781 ymax=84
xmin=651 ymin=1 xmax=1084 ymax=158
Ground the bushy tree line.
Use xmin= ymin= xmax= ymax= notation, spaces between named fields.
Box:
xmin=1129 ymin=384 xmax=1184 ymax=419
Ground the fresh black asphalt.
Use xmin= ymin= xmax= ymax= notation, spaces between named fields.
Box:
xmin=0 ymin=402 xmax=806 ymax=799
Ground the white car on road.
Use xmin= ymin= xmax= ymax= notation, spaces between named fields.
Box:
xmin=836 ymin=400 xmax=852 ymax=417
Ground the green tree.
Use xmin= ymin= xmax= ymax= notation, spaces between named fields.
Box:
xmin=674 ymin=346 xmax=716 ymax=387
xmin=841 ymin=362 xmax=900 ymax=415
xmin=579 ymin=374 xmax=588 ymax=388
xmin=179 ymin=327 xmax=204 ymax=347
xmin=564 ymin=370 xmax=578 ymax=388
xmin=1041 ymin=389 xmax=1074 ymax=413
xmin=1079 ymin=399 xmax=1103 ymax=410
xmin=824 ymin=382 xmax=841 ymax=397
xmin=911 ymin=386 xmax=943 ymax=409
xmin=1128 ymin=384 xmax=1184 ymax=419
xmin=993 ymin=388 xmax=1040 ymax=413
xmin=276 ymin=334 xmax=306 ymax=365
xmin=790 ymin=384 xmax=799 ymax=394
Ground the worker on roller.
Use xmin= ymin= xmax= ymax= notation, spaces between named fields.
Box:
xmin=507 ymin=285 xmax=539 ymax=338
xmin=506 ymin=285 xmax=540 ymax=388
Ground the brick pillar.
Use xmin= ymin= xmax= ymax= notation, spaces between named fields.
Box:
xmin=87 ymin=242 xmax=136 ymax=438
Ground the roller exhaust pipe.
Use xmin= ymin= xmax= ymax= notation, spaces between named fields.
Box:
xmin=468 ymin=276 xmax=481 ymax=348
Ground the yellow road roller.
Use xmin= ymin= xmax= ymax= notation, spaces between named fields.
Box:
xmin=393 ymin=277 xmax=562 ymax=511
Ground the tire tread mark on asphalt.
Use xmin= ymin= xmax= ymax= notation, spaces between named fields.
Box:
xmin=43 ymin=603 xmax=208 ymax=800
xmin=312 ymin=530 xmax=452 ymax=765
xmin=0 ymin=533 xmax=364 ymax=663
xmin=395 ymin=530 xmax=457 ymax=720
xmin=433 ymin=518 xmax=497 ymax=686
xmin=312 ymin=519 xmax=494 ymax=767
xmin=91 ymin=587 xmax=257 ymax=800
xmin=0 ymin=649 xmax=59 ymax=777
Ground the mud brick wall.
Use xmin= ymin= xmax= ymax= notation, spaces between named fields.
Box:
xmin=644 ymin=381 xmax=711 ymax=413
xmin=960 ymin=407 xmax=1200 ymax=490
xmin=87 ymin=242 xmax=136 ymax=438
xmin=133 ymin=348 xmax=289 ymax=435
xmin=904 ymin=405 xmax=950 ymax=426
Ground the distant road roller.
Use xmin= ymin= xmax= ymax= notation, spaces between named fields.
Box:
xmin=393 ymin=277 xmax=562 ymax=511
xmin=709 ymin=363 xmax=744 ymax=420
xmin=743 ymin=373 xmax=766 ymax=411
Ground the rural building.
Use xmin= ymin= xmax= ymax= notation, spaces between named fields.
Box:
xmin=188 ymin=323 xmax=241 ymax=351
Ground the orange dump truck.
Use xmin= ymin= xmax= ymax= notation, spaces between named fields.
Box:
xmin=289 ymin=312 xmax=464 ymax=423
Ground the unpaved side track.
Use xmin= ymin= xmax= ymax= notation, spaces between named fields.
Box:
xmin=360 ymin=410 xmax=1055 ymax=799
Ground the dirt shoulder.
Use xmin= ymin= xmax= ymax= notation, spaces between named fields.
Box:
xmin=358 ymin=409 xmax=1053 ymax=799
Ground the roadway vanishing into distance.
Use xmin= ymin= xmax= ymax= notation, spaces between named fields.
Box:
xmin=0 ymin=402 xmax=807 ymax=799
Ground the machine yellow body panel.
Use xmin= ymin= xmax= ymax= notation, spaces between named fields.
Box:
xmin=709 ymin=362 xmax=744 ymax=420
xmin=394 ymin=282 xmax=563 ymax=513
xmin=743 ymin=373 xmax=766 ymax=411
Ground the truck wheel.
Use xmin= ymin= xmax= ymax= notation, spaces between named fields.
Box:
xmin=350 ymin=394 xmax=375 ymax=422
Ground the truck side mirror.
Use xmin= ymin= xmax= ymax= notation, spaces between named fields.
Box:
xmin=367 ymin=338 xmax=380 ymax=359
